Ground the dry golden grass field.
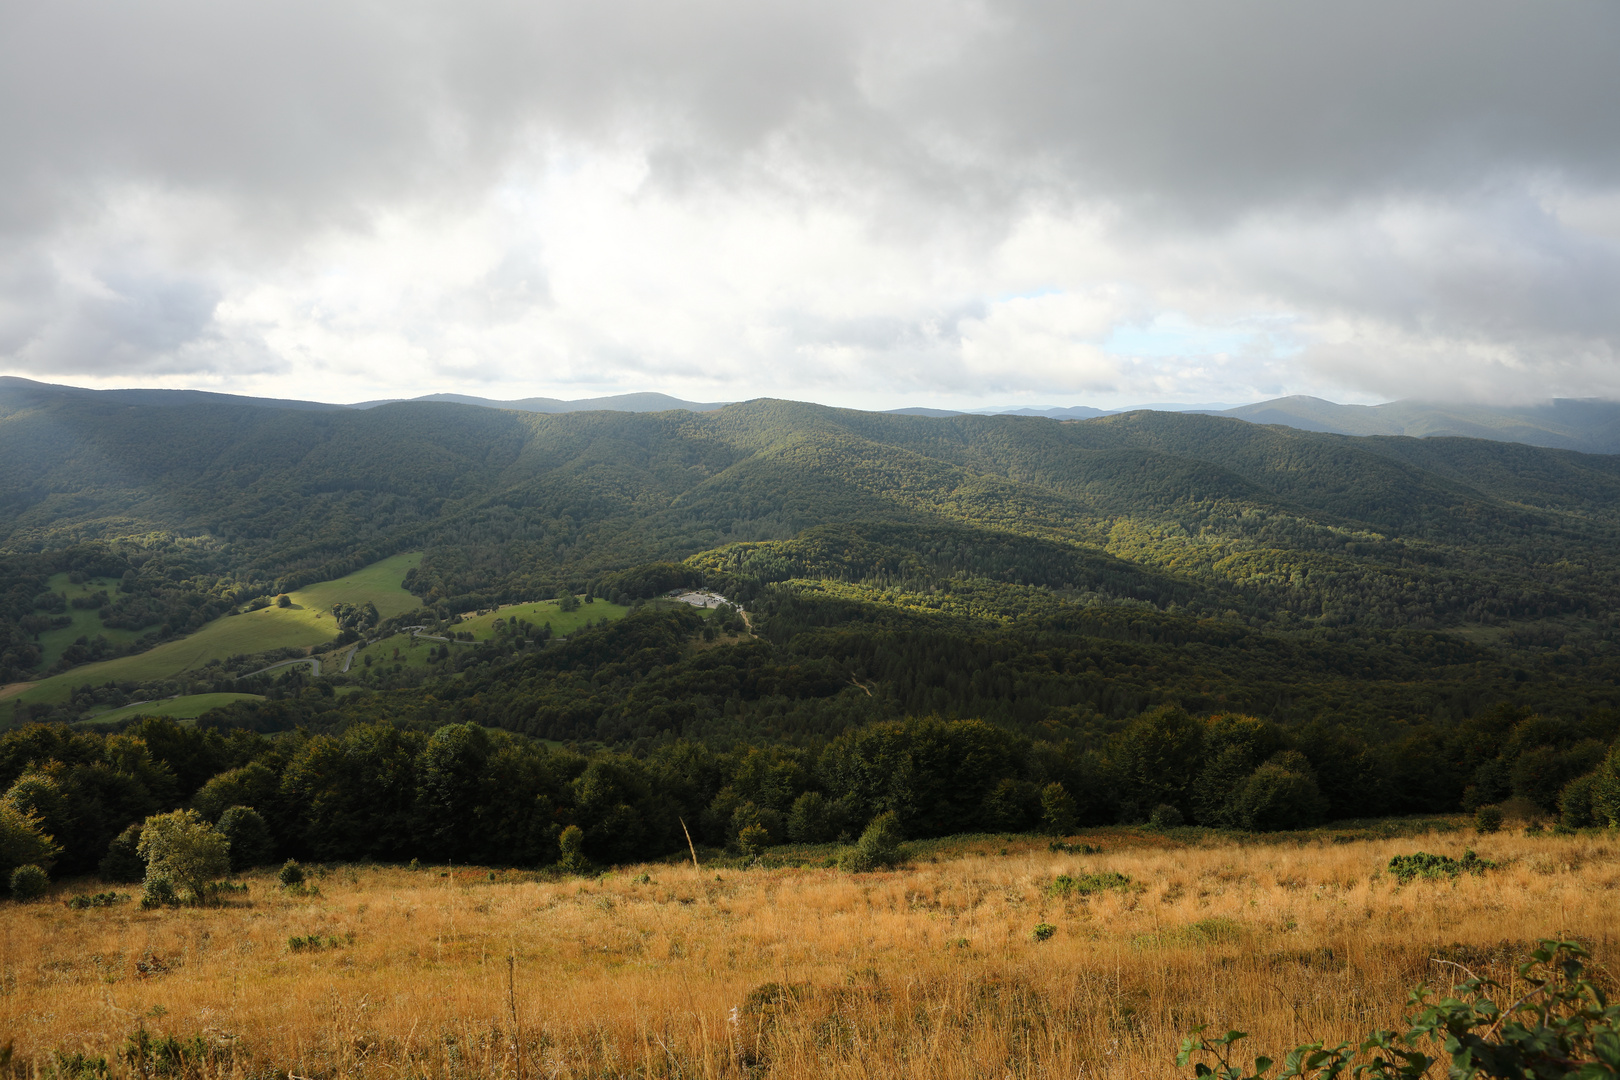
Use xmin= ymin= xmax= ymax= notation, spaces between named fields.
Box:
xmin=4 ymin=827 xmax=1616 ymax=1079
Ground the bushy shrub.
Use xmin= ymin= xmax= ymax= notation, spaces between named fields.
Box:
xmin=1591 ymin=744 xmax=1620 ymax=828
xmin=1558 ymin=773 xmax=1597 ymax=828
xmin=277 ymin=859 xmax=306 ymax=887
xmin=1229 ymin=753 xmax=1328 ymax=831
xmin=1031 ymin=922 xmax=1056 ymax=942
xmin=0 ymin=801 xmax=61 ymax=884
xmin=99 ymin=824 xmax=145 ymax=883
xmin=1387 ymin=849 xmax=1495 ymax=884
xmin=557 ymin=826 xmax=589 ymax=874
xmin=217 ymin=806 xmax=273 ymax=871
xmin=1040 ymin=783 xmax=1080 ymax=836
xmin=9 ymin=864 xmax=48 ymax=901
xmin=839 ymin=812 xmax=905 ymax=872
xmin=1474 ymin=804 xmax=1504 ymax=833
xmin=737 ymin=823 xmax=770 ymax=858
xmin=728 ymin=802 xmax=781 ymax=850
xmin=141 ymin=876 xmax=177 ymax=909
xmin=1149 ymin=804 xmax=1185 ymax=830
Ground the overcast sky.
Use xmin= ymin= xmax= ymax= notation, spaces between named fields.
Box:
xmin=3 ymin=0 xmax=1619 ymax=410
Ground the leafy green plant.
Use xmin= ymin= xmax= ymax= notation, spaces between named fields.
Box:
xmin=65 ymin=891 xmax=129 ymax=910
xmin=737 ymin=823 xmax=770 ymax=859
xmin=288 ymin=932 xmax=354 ymax=952
xmin=1031 ymin=922 xmax=1057 ymax=942
xmin=1474 ymin=805 xmax=1504 ymax=834
xmin=1041 ymin=782 xmax=1080 ymax=835
xmin=1177 ymin=939 xmax=1620 ymax=1080
xmin=1387 ymin=850 xmax=1495 ymax=884
xmin=9 ymin=863 xmax=48 ymax=901
xmin=1049 ymin=870 xmax=1131 ymax=897
xmin=838 ymin=812 xmax=906 ymax=873
xmin=136 ymin=810 xmax=230 ymax=904
xmin=1150 ymin=804 xmax=1186 ymax=829
xmin=558 ymin=826 xmax=590 ymax=874
xmin=277 ymin=859 xmax=306 ymax=887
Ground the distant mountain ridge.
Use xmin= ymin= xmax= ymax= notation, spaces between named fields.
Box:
xmin=347 ymin=391 xmax=730 ymax=413
xmin=0 ymin=378 xmax=728 ymax=417
xmin=1207 ymin=396 xmax=1620 ymax=455
xmin=3 ymin=376 xmax=1615 ymax=453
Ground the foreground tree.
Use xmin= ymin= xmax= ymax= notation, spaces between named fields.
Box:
xmin=136 ymin=809 xmax=230 ymax=905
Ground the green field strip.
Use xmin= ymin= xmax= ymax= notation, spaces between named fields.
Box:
xmin=7 ymin=553 xmax=423 ymax=706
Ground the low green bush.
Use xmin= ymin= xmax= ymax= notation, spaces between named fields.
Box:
xmin=1177 ymin=939 xmax=1618 ymax=1080
xmin=1049 ymin=870 xmax=1131 ymax=897
xmin=1387 ymin=850 xmax=1495 ymax=884
xmin=9 ymin=864 xmax=48 ymax=901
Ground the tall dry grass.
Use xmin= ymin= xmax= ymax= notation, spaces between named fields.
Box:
xmin=4 ymin=829 xmax=1615 ymax=1079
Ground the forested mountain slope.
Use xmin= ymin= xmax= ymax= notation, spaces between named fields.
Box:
xmin=2 ymin=382 xmax=1618 ymax=742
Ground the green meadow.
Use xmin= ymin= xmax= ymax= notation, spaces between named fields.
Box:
xmin=346 ymin=596 xmax=631 ymax=680
xmin=452 ymin=597 xmax=631 ymax=640
xmin=78 ymin=692 xmax=265 ymax=726
xmin=31 ymin=572 xmax=144 ymax=668
xmin=7 ymin=553 xmax=422 ymax=707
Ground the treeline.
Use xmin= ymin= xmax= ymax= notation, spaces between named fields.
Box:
xmin=3 ymin=701 xmax=1618 ymax=891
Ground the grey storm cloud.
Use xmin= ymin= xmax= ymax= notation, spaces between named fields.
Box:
xmin=1 ymin=0 xmax=1618 ymax=399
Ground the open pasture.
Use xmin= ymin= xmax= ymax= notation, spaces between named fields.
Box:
xmin=452 ymin=597 xmax=631 ymax=641
xmin=8 ymin=553 xmax=422 ymax=707
xmin=77 ymin=692 xmax=266 ymax=726
xmin=346 ymin=597 xmax=630 ymax=679
xmin=30 ymin=573 xmax=144 ymax=670
xmin=5 ymin=828 xmax=1615 ymax=1080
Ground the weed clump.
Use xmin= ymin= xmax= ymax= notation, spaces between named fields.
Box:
xmin=1031 ymin=922 xmax=1057 ymax=942
xmin=65 ymin=891 xmax=129 ymax=910
xmin=288 ymin=932 xmax=354 ymax=952
xmin=278 ymin=859 xmax=306 ymax=887
xmin=1387 ymin=849 xmax=1496 ymax=884
xmin=1049 ymin=870 xmax=1131 ymax=897
xmin=1474 ymin=804 xmax=1504 ymax=833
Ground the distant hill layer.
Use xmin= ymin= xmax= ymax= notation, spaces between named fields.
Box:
xmin=891 ymin=396 xmax=1620 ymax=454
xmin=1208 ymin=396 xmax=1620 ymax=455
xmin=9 ymin=377 xmax=1612 ymax=452
xmin=0 ymin=378 xmax=729 ymax=417
xmin=347 ymin=391 xmax=730 ymax=413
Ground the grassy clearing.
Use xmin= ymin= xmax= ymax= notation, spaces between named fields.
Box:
xmin=5 ymin=828 xmax=1615 ymax=1079
xmin=77 ymin=692 xmax=265 ymax=726
xmin=345 ymin=597 xmax=631 ymax=680
xmin=31 ymin=572 xmax=143 ymax=668
xmin=452 ymin=596 xmax=630 ymax=640
xmin=9 ymin=553 xmax=422 ymax=706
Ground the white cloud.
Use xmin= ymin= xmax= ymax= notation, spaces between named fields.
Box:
xmin=2 ymin=0 xmax=1619 ymax=407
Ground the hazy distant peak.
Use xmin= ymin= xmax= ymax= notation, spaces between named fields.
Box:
xmin=348 ymin=391 xmax=730 ymax=413
xmin=1214 ymin=396 xmax=1620 ymax=454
